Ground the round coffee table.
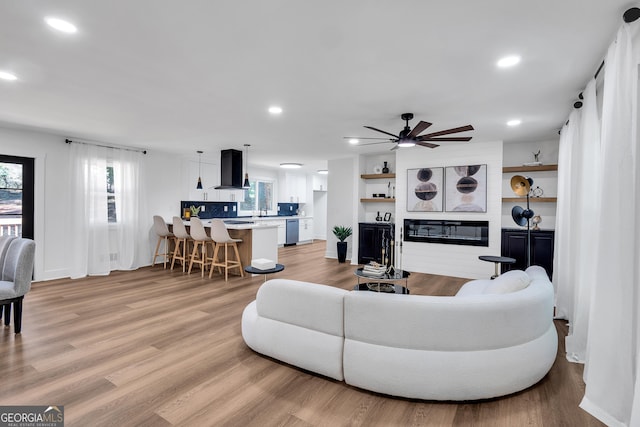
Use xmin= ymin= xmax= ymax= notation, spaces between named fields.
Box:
xmin=244 ymin=264 xmax=285 ymax=282
xmin=354 ymin=268 xmax=410 ymax=294
xmin=478 ymin=255 xmax=516 ymax=279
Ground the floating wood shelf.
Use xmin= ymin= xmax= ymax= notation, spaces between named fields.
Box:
xmin=360 ymin=173 xmax=396 ymax=179
xmin=502 ymin=164 xmax=558 ymax=173
xmin=502 ymin=197 xmax=557 ymax=203
xmin=360 ymin=198 xmax=396 ymax=203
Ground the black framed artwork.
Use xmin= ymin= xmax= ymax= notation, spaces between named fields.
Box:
xmin=444 ymin=164 xmax=487 ymax=212
xmin=407 ymin=167 xmax=444 ymax=212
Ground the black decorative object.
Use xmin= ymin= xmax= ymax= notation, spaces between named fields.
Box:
xmin=510 ymin=175 xmax=535 ymax=267
xmin=196 ymin=150 xmax=203 ymax=189
xmin=382 ymin=161 xmax=389 ymax=173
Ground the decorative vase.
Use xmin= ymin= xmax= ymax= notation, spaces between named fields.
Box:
xmin=337 ymin=241 xmax=347 ymax=263
xmin=382 ymin=161 xmax=389 ymax=174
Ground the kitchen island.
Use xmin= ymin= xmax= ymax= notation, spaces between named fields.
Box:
xmin=176 ymin=220 xmax=278 ymax=273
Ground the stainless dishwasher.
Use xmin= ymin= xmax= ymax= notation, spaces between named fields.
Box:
xmin=285 ymin=219 xmax=299 ymax=246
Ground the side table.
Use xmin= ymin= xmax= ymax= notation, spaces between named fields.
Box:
xmin=478 ymin=255 xmax=516 ymax=279
xmin=244 ymin=264 xmax=285 ymax=282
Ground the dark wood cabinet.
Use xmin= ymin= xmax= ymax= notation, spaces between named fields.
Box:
xmin=358 ymin=223 xmax=394 ymax=264
xmin=501 ymin=228 xmax=555 ymax=278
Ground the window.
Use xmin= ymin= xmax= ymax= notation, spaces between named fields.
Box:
xmin=0 ymin=155 xmax=33 ymax=238
xmin=107 ymin=165 xmax=116 ymax=223
xmin=239 ymin=178 xmax=274 ymax=213
xmin=0 ymin=162 xmax=22 ymax=235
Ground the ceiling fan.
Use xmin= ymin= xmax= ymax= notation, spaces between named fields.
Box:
xmin=346 ymin=113 xmax=474 ymax=150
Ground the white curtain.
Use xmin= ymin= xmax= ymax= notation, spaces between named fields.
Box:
xmin=554 ymin=107 xmax=581 ymax=322
xmin=579 ymin=22 xmax=640 ymax=427
xmin=69 ymin=142 xmax=149 ymax=278
xmin=554 ymin=79 xmax=601 ymax=363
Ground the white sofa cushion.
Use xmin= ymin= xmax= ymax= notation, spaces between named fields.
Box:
xmin=241 ymin=279 xmax=349 ymax=380
xmin=256 ymin=279 xmax=347 ymax=337
xmin=483 ymin=269 xmax=531 ymax=294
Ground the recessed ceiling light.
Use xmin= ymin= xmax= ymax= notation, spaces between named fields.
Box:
xmin=280 ymin=163 xmax=302 ymax=169
xmin=317 ymin=170 xmax=328 ymax=175
xmin=348 ymin=138 xmax=359 ymax=144
xmin=507 ymin=119 xmax=522 ymax=127
xmin=268 ymin=106 xmax=283 ymax=114
xmin=0 ymin=71 xmax=18 ymax=81
xmin=45 ymin=17 xmax=78 ymax=34
xmin=497 ymin=55 xmax=521 ymax=68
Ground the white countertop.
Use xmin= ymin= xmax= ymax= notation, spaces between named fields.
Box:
xmin=181 ymin=220 xmax=279 ymax=230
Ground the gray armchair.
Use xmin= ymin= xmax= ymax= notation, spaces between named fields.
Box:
xmin=0 ymin=238 xmax=36 ymax=333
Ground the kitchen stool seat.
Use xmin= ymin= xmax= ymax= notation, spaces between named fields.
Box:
xmin=171 ymin=216 xmax=192 ymax=272
xmin=210 ymin=219 xmax=244 ymax=281
xmin=152 ymin=215 xmax=175 ymax=269
xmin=188 ymin=218 xmax=215 ymax=278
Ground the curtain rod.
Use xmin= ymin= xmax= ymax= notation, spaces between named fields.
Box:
xmin=65 ymin=138 xmax=147 ymax=154
xmin=563 ymin=6 xmax=640 ymax=128
xmin=590 ymin=8 xmax=639 ymax=81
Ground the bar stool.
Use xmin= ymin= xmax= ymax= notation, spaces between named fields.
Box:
xmin=210 ymin=219 xmax=244 ymax=281
xmin=171 ymin=216 xmax=191 ymax=272
xmin=188 ymin=218 xmax=215 ymax=278
xmin=152 ymin=215 xmax=174 ymax=268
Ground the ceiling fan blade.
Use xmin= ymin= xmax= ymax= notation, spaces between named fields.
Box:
xmin=343 ymin=136 xmax=394 ymax=140
xmin=416 ymin=141 xmax=440 ymax=149
xmin=358 ymin=140 xmax=396 ymax=146
xmin=390 ymin=145 xmax=399 ymax=151
xmin=407 ymin=121 xmax=433 ymax=138
xmin=419 ymin=136 xmax=472 ymax=142
xmin=364 ymin=126 xmax=400 ymax=139
xmin=420 ymin=125 xmax=474 ymax=138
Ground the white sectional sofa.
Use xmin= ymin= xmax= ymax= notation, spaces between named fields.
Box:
xmin=241 ymin=266 xmax=557 ymax=400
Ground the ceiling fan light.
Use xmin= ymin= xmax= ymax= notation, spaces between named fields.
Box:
xmin=348 ymin=138 xmax=359 ymax=144
xmin=397 ymin=141 xmax=416 ymax=148
xmin=497 ymin=55 xmax=521 ymax=68
xmin=45 ymin=17 xmax=78 ymax=33
xmin=0 ymin=71 xmax=18 ymax=81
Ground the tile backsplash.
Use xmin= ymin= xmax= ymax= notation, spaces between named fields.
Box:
xmin=277 ymin=203 xmax=299 ymax=216
xmin=180 ymin=201 xmax=238 ymax=219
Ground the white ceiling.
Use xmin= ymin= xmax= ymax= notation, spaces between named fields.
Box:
xmin=0 ymin=1 xmax=635 ymax=172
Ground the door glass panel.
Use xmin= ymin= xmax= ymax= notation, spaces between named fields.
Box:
xmin=0 ymin=162 xmax=23 ymax=236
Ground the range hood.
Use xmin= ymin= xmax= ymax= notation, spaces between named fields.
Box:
xmin=214 ymin=149 xmax=246 ymax=190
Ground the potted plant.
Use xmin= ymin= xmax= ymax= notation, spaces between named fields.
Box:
xmin=332 ymin=225 xmax=352 ymax=263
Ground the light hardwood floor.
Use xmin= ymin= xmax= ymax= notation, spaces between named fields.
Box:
xmin=0 ymin=241 xmax=602 ymax=426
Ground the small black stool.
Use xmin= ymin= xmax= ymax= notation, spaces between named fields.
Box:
xmin=478 ymin=255 xmax=516 ymax=279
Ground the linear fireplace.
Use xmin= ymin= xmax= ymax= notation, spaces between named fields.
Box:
xmin=403 ymin=219 xmax=489 ymax=247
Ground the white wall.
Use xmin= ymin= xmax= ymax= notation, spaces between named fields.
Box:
xmin=326 ymin=156 xmax=356 ymax=260
xmin=395 ymin=140 xmax=503 ymax=279
xmin=502 ymin=139 xmax=559 ymax=230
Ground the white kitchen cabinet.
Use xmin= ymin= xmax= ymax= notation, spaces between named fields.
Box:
xmin=312 ymin=174 xmax=327 ymax=191
xmin=186 ymin=159 xmax=218 ymax=201
xmin=298 ymin=218 xmax=314 ymax=242
xmin=278 ymin=172 xmax=307 ymax=203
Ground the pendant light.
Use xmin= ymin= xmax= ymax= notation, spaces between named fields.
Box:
xmin=243 ymin=144 xmax=251 ymax=188
xmin=196 ymin=150 xmax=203 ymax=189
